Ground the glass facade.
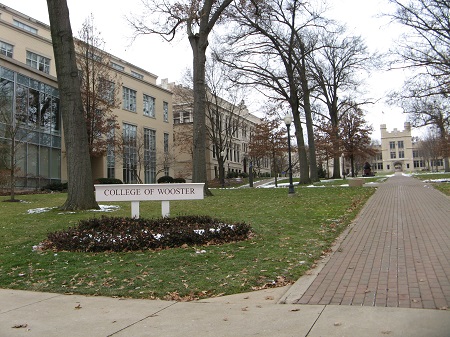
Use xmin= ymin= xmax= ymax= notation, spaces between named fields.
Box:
xmin=122 ymin=123 xmax=137 ymax=183
xmin=0 ymin=66 xmax=61 ymax=188
xmin=143 ymin=94 xmax=155 ymax=117
xmin=144 ymin=128 xmax=156 ymax=183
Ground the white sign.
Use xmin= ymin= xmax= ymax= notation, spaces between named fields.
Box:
xmin=94 ymin=183 xmax=204 ymax=218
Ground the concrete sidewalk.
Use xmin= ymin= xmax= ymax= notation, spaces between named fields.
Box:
xmin=1 ymin=287 xmax=449 ymax=336
xmin=1 ymin=173 xmax=449 ymax=336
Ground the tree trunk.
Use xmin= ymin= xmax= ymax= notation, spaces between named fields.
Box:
xmin=303 ymin=90 xmax=318 ymax=182
xmin=189 ymin=32 xmax=212 ymax=196
xmin=292 ymin=111 xmax=310 ymax=184
xmin=47 ymin=0 xmax=99 ymax=210
xmin=330 ymin=110 xmax=341 ymax=179
xmin=299 ymin=45 xmax=318 ymax=182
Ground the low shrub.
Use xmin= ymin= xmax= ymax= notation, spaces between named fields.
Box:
xmin=41 ymin=182 xmax=68 ymax=191
xmin=95 ymin=178 xmax=123 ymax=184
xmin=226 ymin=171 xmax=239 ymax=179
xmin=173 ymin=177 xmax=186 ymax=183
xmin=42 ymin=215 xmax=252 ymax=252
xmin=158 ymin=176 xmax=174 ymax=183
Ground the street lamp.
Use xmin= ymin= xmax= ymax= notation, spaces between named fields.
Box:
xmin=284 ymin=112 xmax=295 ymax=195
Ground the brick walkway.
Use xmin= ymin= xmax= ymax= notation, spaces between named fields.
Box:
xmin=295 ymin=173 xmax=450 ymax=309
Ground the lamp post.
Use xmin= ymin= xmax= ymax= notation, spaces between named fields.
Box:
xmin=284 ymin=113 xmax=295 ymax=195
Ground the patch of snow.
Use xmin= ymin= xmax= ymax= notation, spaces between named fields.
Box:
xmin=27 ymin=205 xmax=120 ymax=215
xmin=423 ymin=178 xmax=450 ymax=183
xmin=94 ymin=205 xmax=120 ymax=212
xmin=27 ymin=207 xmax=56 ymax=214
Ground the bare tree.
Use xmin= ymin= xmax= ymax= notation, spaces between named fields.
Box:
xmin=309 ymin=29 xmax=377 ymax=178
xmin=128 ymin=0 xmax=234 ymax=194
xmin=46 ymin=0 xmax=99 ymax=210
xmin=172 ymin=60 xmax=251 ymax=185
xmin=204 ymin=58 xmax=249 ymax=187
xmin=249 ymin=117 xmax=286 ymax=187
xmin=387 ymin=0 xmax=450 ymax=171
xmin=418 ymin=126 xmax=447 ymax=171
xmin=75 ymin=15 xmax=121 ymax=159
xmin=0 ymin=80 xmax=27 ymax=200
xmin=314 ymin=117 xmax=336 ymax=179
xmin=215 ymin=0 xmax=327 ymax=184
xmin=388 ymin=0 xmax=450 ymax=96
xmin=339 ymin=103 xmax=376 ymax=177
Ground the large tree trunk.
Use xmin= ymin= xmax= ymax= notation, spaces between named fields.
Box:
xmin=298 ymin=43 xmax=318 ymax=183
xmin=330 ymin=107 xmax=341 ymax=179
xmin=189 ymin=33 xmax=211 ymax=195
xmin=303 ymin=89 xmax=318 ymax=182
xmin=292 ymin=109 xmax=310 ymax=185
xmin=47 ymin=0 xmax=99 ymax=210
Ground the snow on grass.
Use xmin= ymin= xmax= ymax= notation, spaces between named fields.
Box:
xmin=27 ymin=205 xmax=120 ymax=214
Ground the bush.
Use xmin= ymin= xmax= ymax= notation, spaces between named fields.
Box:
xmin=95 ymin=178 xmax=123 ymax=184
xmin=158 ymin=176 xmax=174 ymax=183
xmin=42 ymin=215 xmax=252 ymax=252
xmin=41 ymin=182 xmax=68 ymax=191
xmin=238 ymin=172 xmax=249 ymax=178
xmin=173 ymin=177 xmax=186 ymax=183
xmin=317 ymin=165 xmax=327 ymax=179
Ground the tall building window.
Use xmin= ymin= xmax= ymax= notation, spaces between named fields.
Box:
xmin=164 ymin=132 xmax=170 ymax=176
xmin=144 ymin=128 xmax=156 ymax=183
xmin=390 ymin=151 xmax=396 ymax=159
xmin=398 ymin=150 xmax=405 ymax=158
xmin=106 ymin=124 xmax=115 ymax=179
xmin=0 ymin=41 xmax=13 ymax=57
xmin=163 ymin=101 xmax=169 ymax=122
xmin=111 ymin=62 xmax=124 ymax=72
xmin=164 ymin=133 xmax=169 ymax=153
xmin=99 ymin=78 xmax=115 ymax=104
xmin=0 ymin=65 xmax=61 ymax=188
xmin=131 ymin=71 xmax=144 ymax=79
xmin=398 ymin=141 xmax=404 ymax=148
xmin=143 ymin=94 xmax=155 ymax=117
xmin=414 ymin=160 xmax=424 ymax=168
xmin=26 ymin=51 xmax=50 ymax=74
xmin=431 ymin=159 xmax=443 ymax=167
xmin=413 ymin=150 xmax=419 ymax=158
xmin=123 ymin=87 xmax=136 ymax=112
xmin=122 ymin=123 xmax=137 ymax=183
xmin=389 ymin=141 xmax=395 ymax=149
xmin=14 ymin=20 xmax=38 ymax=34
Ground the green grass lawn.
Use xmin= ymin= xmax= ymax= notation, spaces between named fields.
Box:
xmin=0 ymin=186 xmax=376 ymax=300
xmin=412 ymin=172 xmax=450 ymax=196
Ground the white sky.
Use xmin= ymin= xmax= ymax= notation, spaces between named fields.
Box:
xmin=1 ymin=0 xmax=418 ymax=139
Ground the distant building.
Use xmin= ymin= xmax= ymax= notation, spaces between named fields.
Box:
xmin=170 ymin=83 xmax=270 ymax=182
xmin=0 ymin=4 xmax=173 ymax=188
xmin=368 ymin=122 xmax=445 ymax=174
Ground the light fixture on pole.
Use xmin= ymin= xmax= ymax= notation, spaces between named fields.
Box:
xmin=284 ymin=112 xmax=295 ymax=195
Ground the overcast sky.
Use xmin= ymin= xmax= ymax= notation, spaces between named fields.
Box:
xmin=1 ymin=0 xmax=417 ymax=139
